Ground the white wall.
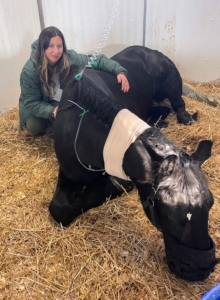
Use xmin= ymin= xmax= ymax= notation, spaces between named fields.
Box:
xmin=145 ymin=0 xmax=220 ymax=82
xmin=41 ymin=0 xmax=144 ymax=56
xmin=0 ymin=0 xmax=219 ymax=115
xmin=0 ymin=0 xmax=41 ymax=115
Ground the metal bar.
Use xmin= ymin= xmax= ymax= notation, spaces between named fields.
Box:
xmin=37 ymin=0 xmax=45 ymax=30
xmin=143 ymin=0 xmax=147 ymax=46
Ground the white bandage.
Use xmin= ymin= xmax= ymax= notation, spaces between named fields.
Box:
xmin=103 ymin=109 xmax=150 ymax=180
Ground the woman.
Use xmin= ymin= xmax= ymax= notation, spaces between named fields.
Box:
xmin=19 ymin=26 xmax=130 ymax=136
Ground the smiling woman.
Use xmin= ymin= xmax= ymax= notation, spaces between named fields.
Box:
xmin=18 ymin=26 xmax=130 ymax=136
xmin=45 ymin=36 xmax=64 ymax=66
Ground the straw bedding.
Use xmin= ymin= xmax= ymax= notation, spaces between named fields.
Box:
xmin=0 ymin=80 xmax=220 ymax=300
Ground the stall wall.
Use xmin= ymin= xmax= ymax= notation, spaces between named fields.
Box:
xmin=41 ymin=0 xmax=144 ymax=57
xmin=0 ymin=0 xmax=219 ymax=115
xmin=0 ymin=0 xmax=41 ymax=115
xmin=145 ymin=0 xmax=220 ymax=82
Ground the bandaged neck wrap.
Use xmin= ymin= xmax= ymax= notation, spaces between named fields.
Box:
xmin=103 ymin=109 xmax=150 ymax=180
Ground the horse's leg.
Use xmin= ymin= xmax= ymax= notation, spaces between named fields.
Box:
xmin=49 ymin=168 xmax=133 ymax=226
xmin=156 ymin=74 xmax=197 ymax=124
xmin=148 ymin=106 xmax=171 ymax=127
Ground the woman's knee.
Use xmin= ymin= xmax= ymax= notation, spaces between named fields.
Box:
xmin=25 ymin=116 xmax=48 ymax=135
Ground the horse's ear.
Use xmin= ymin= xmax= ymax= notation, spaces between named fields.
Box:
xmin=158 ymin=155 xmax=178 ymax=177
xmin=190 ymin=140 xmax=213 ymax=167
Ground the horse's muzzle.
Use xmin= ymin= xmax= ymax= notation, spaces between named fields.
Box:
xmin=163 ymin=234 xmax=220 ymax=281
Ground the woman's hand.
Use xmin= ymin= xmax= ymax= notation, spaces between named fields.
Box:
xmin=52 ymin=106 xmax=59 ymax=118
xmin=117 ymin=73 xmax=130 ymax=93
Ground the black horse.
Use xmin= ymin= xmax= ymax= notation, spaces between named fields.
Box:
xmin=49 ymin=46 xmax=219 ymax=281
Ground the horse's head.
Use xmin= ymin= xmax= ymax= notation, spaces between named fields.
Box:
xmin=137 ymin=129 xmax=219 ymax=281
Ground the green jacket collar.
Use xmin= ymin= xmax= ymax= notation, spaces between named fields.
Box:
xmin=30 ymin=40 xmax=38 ymax=64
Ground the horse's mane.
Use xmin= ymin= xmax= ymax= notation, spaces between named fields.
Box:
xmin=61 ymin=67 xmax=123 ymax=126
xmin=62 ymin=67 xmax=81 ymax=88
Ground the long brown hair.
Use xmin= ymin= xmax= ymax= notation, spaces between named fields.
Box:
xmin=36 ymin=26 xmax=70 ymax=96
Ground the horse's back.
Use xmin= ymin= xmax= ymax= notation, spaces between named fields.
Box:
xmin=111 ymin=45 xmax=179 ymax=78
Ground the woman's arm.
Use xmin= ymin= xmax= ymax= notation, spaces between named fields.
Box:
xmin=20 ymin=67 xmax=55 ymax=119
xmin=68 ymin=50 xmax=127 ymax=74
xmin=68 ymin=50 xmax=129 ymax=92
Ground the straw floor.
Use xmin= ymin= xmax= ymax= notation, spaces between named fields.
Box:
xmin=0 ymin=80 xmax=220 ymax=300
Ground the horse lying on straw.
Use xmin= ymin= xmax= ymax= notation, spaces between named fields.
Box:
xmin=49 ymin=46 xmax=220 ymax=281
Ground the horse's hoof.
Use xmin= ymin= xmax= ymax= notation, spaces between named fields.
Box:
xmin=177 ymin=110 xmax=197 ymax=125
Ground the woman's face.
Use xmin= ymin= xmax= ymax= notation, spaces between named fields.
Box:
xmin=45 ymin=35 xmax=63 ymax=66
